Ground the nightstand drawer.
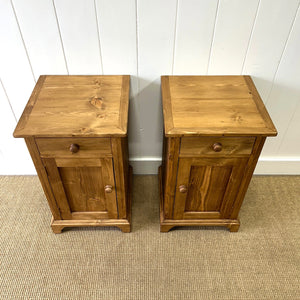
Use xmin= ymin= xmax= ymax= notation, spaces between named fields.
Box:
xmin=36 ymin=137 xmax=111 ymax=158
xmin=180 ymin=137 xmax=255 ymax=157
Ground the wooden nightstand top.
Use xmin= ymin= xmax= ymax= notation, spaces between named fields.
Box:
xmin=14 ymin=75 xmax=130 ymax=138
xmin=161 ymin=75 xmax=277 ymax=137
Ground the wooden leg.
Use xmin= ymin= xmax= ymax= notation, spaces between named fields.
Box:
xmin=229 ymin=223 xmax=240 ymax=232
xmin=160 ymin=224 xmax=174 ymax=232
xmin=118 ymin=224 xmax=131 ymax=233
xmin=50 ymin=217 xmax=64 ymax=234
xmin=51 ymin=224 xmax=64 ymax=234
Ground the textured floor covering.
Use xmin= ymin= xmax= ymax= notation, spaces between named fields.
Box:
xmin=0 ymin=175 xmax=299 ymax=299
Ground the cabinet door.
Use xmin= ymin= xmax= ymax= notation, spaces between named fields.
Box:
xmin=173 ymin=157 xmax=248 ymax=220
xmin=43 ymin=157 xmax=118 ymax=220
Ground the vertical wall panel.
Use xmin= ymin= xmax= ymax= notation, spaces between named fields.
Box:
xmin=0 ymin=0 xmax=35 ymax=119
xmin=0 ymin=0 xmax=300 ymax=174
xmin=278 ymin=101 xmax=300 ymax=156
xmin=137 ymin=0 xmax=177 ymax=157
xmin=96 ymin=0 xmax=136 ymax=75
xmin=173 ymin=0 xmax=218 ymax=75
xmin=96 ymin=0 xmax=140 ymax=157
xmin=208 ymin=0 xmax=259 ymax=75
xmin=243 ymin=0 xmax=299 ymax=101
xmin=0 ymin=80 xmax=35 ymax=175
xmin=54 ymin=0 xmax=102 ymax=74
xmin=12 ymin=0 xmax=68 ymax=78
xmin=262 ymin=7 xmax=300 ymax=156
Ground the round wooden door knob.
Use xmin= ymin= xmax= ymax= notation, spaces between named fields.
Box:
xmin=179 ymin=185 xmax=187 ymax=193
xmin=212 ymin=142 xmax=222 ymax=152
xmin=69 ymin=143 xmax=80 ymax=153
xmin=104 ymin=185 xmax=113 ymax=193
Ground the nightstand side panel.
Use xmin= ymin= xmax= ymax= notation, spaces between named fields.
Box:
xmin=163 ymin=137 xmax=180 ymax=219
xmin=111 ymin=137 xmax=129 ymax=219
xmin=229 ymin=136 xmax=266 ymax=219
xmin=25 ymin=137 xmax=61 ymax=220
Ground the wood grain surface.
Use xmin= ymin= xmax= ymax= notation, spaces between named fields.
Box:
xmin=173 ymin=157 xmax=248 ymax=220
xmin=161 ymin=75 xmax=277 ymax=137
xmin=180 ymin=137 xmax=255 ymax=157
xmin=59 ymin=166 xmax=107 ymax=212
xmin=162 ymin=137 xmax=180 ymax=219
xmin=36 ymin=137 xmax=111 ymax=158
xmin=42 ymin=158 xmax=72 ymax=220
xmin=184 ymin=165 xmax=232 ymax=212
xmin=24 ymin=137 xmax=61 ymax=220
xmin=14 ymin=75 xmax=129 ymax=138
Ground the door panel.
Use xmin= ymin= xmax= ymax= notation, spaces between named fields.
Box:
xmin=59 ymin=167 xmax=106 ymax=212
xmin=43 ymin=157 xmax=118 ymax=219
xmin=173 ymin=157 xmax=248 ymax=220
xmin=185 ymin=165 xmax=232 ymax=212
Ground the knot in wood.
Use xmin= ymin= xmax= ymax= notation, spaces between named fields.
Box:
xmin=90 ymin=97 xmax=103 ymax=108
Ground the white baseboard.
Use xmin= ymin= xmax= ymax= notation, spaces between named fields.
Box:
xmin=129 ymin=157 xmax=162 ymax=175
xmin=1 ymin=157 xmax=299 ymax=175
xmin=129 ymin=157 xmax=300 ymax=175
xmin=254 ymin=157 xmax=300 ymax=175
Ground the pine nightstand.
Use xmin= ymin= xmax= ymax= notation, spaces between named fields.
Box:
xmin=160 ymin=75 xmax=277 ymax=232
xmin=14 ymin=75 xmax=131 ymax=233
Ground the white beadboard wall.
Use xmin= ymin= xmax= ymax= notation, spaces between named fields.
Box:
xmin=0 ymin=0 xmax=300 ymax=175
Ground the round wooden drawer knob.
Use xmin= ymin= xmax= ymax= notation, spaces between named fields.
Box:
xmin=179 ymin=185 xmax=187 ymax=193
xmin=105 ymin=185 xmax=113 ymax=193
xmin=69 ymin=143 xmax=80 ymax=153
xmin=212 ymin=142 xmax=222 ymax=152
